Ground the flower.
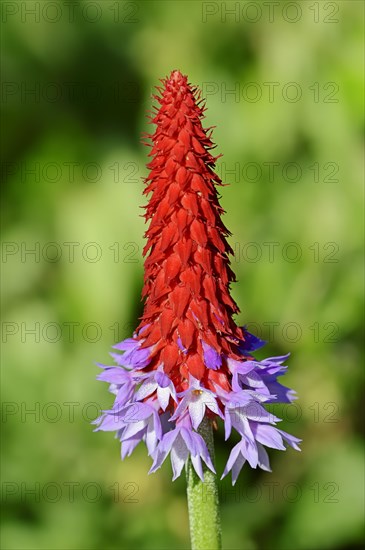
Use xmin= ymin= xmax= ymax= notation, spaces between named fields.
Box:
xmin=170 ymin=375 xmax=224 ymax=429
xmin=134 ymin=368 xmax=177 ymax=411
xmin=94 ymin=70 xmax=301 ymax=483
xmin=149 ymin=413 xmax=215 ymax=481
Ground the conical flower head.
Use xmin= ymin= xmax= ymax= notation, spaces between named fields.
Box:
xmin=95 ymin=70 xmax=300 ymax=484
xmin=138 ymin=69 xmax=244 ymax=390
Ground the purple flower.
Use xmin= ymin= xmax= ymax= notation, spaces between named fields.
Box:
xmin=96 ymin=364 xmax=135 ymax=407
xmin=110 ymin=337 xmax=153 ymax=370
xmin=252 ymin=423 xmax=301 ymax=452
xmin=221 ymin=439 xmax=271 ymax=485
xmin=228 ymin=354 xmax=296 ymax=403
xmin=202 ymin=341 xmax=222 ymax=370
xmin=95 ymin=330 xmax=301 ymax=483
xmin=134 ymin=368 xmax=177 ymax=411
xmin=170 ymin=375 xmax=224 ymax=429
xmin=224 ymin=395 xmax=280 ymax=438
xmin=120 ymin=401 xmax=162 ymax=456
xmin=95 ymin=401 xmax=162 ymax=457
xmin=239 ymin=329 xmax=266 ymax=352
xmin=150 ymin=415 xmax=215 ymax=481
xmin=220 ymin=422 xmax=301 ymax=485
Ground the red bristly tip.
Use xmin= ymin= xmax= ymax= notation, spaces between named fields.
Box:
xmin=137 ymin=70 xmax=244 ymax=392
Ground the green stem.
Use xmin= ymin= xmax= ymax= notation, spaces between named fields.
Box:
xmin=185 ymin=418 xmax=222 ymax=550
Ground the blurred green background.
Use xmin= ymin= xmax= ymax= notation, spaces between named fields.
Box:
xmin=1 ymin=1 xmax=364 ymax=549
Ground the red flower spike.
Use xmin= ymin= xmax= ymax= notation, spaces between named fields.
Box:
xmin=136 ymin=70 xmax=243 ymax=387
xmin=96 ymin=70 xmax=301 ymax=485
